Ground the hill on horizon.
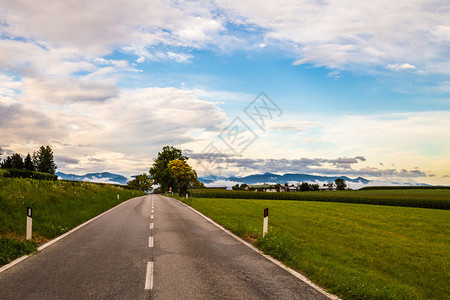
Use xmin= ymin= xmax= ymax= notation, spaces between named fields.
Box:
xmin=56 ymin=172 xmax=129 ymax=185
xmin=198 ymin=172 xmax=370 ymax=185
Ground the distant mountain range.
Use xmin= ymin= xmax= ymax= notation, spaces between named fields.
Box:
xmin=56 ymin=171 xmax=370 ymax=187
xmin=56 ymin=171 xmax=436 ymax=188
xmin=198 ymin=172 xmax=370 ymax=185
xmin=56 ymin=172 xmax=129 ymax=185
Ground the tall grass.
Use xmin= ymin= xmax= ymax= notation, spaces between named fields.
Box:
xmin=0 ymin=178 xmax=146 ymax=266
xmin=189 ymin=189 xmax=450 ymax=209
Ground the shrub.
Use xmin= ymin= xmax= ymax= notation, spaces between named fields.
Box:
xmin=1 ymin=169 xmax=57 ymax=181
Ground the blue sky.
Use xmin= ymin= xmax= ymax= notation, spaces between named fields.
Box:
xmin=0 ymin=0 xmax=449 ymax=185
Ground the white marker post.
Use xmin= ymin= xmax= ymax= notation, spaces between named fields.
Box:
xmin=117 ymin=192 xmax=120 ymax=200
xmin=26 ymin=207 xmax=32 ymax=240
xmin=186 ymin=193 xmax=188 ymax=199
xmin=263 ymin=208 xmax=268 ymax=237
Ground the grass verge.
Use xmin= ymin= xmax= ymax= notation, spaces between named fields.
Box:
xmin=0 ymin=178 xmax=146 ymax=266
xmin=0 ymin=237 xmax=37 ymax=266
xmin=177 ymin=196 xmax=450 ymax=300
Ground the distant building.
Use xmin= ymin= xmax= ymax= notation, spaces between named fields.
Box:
xmin=319 ymin=185 xmax=336 ymax=191
xmin=246 ymin=184 xmax=278 ymax=192
xmin=280 ymin=185 xmax=299 ymax=192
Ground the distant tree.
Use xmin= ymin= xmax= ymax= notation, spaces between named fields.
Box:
xmin=24 ymin=153 xmax=35 ymax=171
xmin=275 ymin=183 xmax=282 ymax=192
xmin=149 ymin=146 xmax=188 ymax=194
xmin=335 ymin=178 xmax=347 ymax=190
xmin=34 ymin=145 xmax=57 ymax=174
xmin=299 ymin=182 xmax=310 ymax=191
xmin=240 ymin=183 xmax=248 ymax=190
xmin=1 ymin=156 xmax=12 ymax=169
xmin=168 ymin=159 xmax=201 ymax=196
xmin=194 ymin=180 xmax=205 ymax=189
xmin=232 ymin=183 xmax=249 ymax=190
xmin=326 ymin=182 xmax=335 ymax=190
xmin=10 ymin=153 xmax=24 ymax=169
xmin=309 ymin=183 xmax=319 ymax=191
xmin=127 ymin=173 xmax=153 ymax=193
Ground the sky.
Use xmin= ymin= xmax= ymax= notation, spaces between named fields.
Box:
xmin=0 ymin=0 xmax=449 ymax=185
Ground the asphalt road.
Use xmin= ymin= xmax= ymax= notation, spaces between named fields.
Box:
xmin=0 ymin=194 xmax=333 ymax=300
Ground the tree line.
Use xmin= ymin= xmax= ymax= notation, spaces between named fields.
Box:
xmin=232 ymin=178 xmax=347 ymax=191
xmin=0 ymin=145 xmax=57 ymax=175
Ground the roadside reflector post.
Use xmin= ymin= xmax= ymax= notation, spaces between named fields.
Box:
xmin=117 ymin=192 xmax=119 ymax=200
xmin=186 ymin=193 xmax=188 ymax=199
xmin=263 ymin=208 xmax=268 ymax=237
xmin=26 ymin=207 xmax=32 ymax=240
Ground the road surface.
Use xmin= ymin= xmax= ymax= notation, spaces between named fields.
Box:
xmin=0 ymin=195 xmax=333 ymax=299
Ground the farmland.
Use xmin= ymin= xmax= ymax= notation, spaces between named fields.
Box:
xmin=0 ymin=178 xmax=146 ymax=266
xmin=179 ymin=195 xmax=450 ymax=299
xmin=189 ymin=189 xmax=450 ymax=209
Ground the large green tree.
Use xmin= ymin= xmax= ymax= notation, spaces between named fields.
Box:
xmin=10 ymin=153 xmax=24 ymax=169
xmin=127 ymin=173 xmax=153 ymax=193
xmin=1 ymin=156 xmax=12 ymax=169
xmin=335 ymin=178 xmax=347 ymax=190
xmin=299 ymin=182 xmax=310 ymax=191
xmin=149 ymin=146 xmax=188 ymax=194
xmin=34 ymin=145 xmax=57 ymax=174
xmin=24 ymin=153 xmax=35 ymax=171
xmin=167 ymin=159 xmax=203 ymax=196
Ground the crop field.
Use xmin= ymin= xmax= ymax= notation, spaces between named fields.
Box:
xmin=180 ymin=196 xmax=450 ymax=300
xmin=0 ymin=178 xmax=145 ymax=266
xmin=189 ymin=189 xmax=450 ymax=209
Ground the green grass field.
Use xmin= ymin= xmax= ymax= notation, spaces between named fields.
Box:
xmin=0 ymin=178 xmax=146 ymax=266
xmin=189 ymin=189 xmax=450 ymax=209
xmin=180 ymin=196 xmax=450 ymax=300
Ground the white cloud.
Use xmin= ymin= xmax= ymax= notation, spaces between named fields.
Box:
xmin=0 ymin=0 xmax=234 ymax=59
xmin=216 ymin=0 xmax=450 ymax=73
xmin=432 ymin=25 xmax=450 ymax=41
xmin=315 ymin=111 xmax=450 ymax=182
xmin=267 ymin=120 xmax=322 ymax=132
xmin=184 ymin=111 xmax=450 ymax=184
xmin=425 ymin=81 xmax=450 ymax=93
xmin=0 ymin=39 xmax=95 ymax=77
xmin=167 ymin=52 xmax=193 ymax=63
xmin=1 ymin=0 xmax=448 ymax=77
xmin=386 ymin=63 xmax=416 ymax=71
xmin=0 ymin=86 xmax=227 ymax=175
xmin=23 ymin=77 xmax=118 ymax=103
xmin=327 ymin=70 xmax=342 ymax=79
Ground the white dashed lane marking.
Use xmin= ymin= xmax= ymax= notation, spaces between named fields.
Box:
xmin=145 ymin=262 xmax=154 ymax=290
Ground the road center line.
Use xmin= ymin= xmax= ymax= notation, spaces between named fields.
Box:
xmin=150 ymin=215 xmax=154 ymax=219
xmin=150 ymin=223 xmax=154 ymax=229
xmin=145 ymin=262 xmax=154 ymax=290
xmin=149 ymin=236 xmax=154 ymax=248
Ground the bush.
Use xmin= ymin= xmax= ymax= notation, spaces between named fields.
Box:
xmin=1 ymin=169 xmax=57 ymax=181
